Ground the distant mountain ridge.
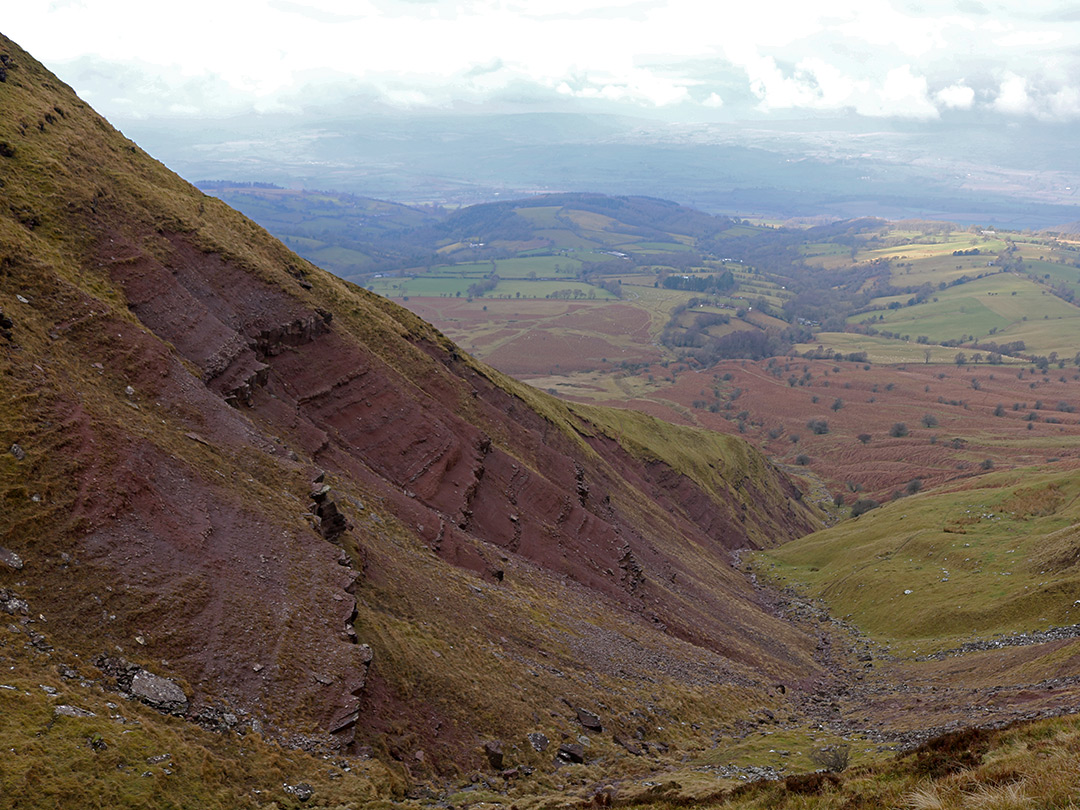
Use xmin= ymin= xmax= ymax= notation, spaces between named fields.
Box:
xmin=200 ymin=183 xmax=740 ymax=280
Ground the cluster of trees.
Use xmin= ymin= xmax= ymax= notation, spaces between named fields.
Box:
xmin=676 ymin=327 xmax=807 ymax=364
xmin=466 ymin=275 xmax=499 ymax=298
xmin=594 ymin=279 xmax=623 ymax=298
xmin=545 ymin=288 xmax=593 ymax=300
xmin=968 ymin=339 xmax=1026 ymax=357
xmin=799 ymin=347 xmax=869 ymax=363
xmin=661 ymin=270 xmax=735 ymax=294
xmin=661 ymin=310 xmax=731 ymax=348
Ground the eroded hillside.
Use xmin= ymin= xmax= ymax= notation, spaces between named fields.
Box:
xmin=0 ymin=31 xmax=826 ymax=790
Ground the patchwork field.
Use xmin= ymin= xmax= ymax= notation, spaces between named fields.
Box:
xmin=346 ymin=209 xmax=1080 ymax=507
xmin=853 ymin=273 xmax=1080 ymax=353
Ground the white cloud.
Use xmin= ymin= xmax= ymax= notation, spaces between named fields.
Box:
xmin=993 ymin=73 xmax=1034 ymax=115
xmin=864 ymin=65 xmax=938 ymax=119
xmin=935 ymin=83 xmax=975 ymax=110
xmin=8 ymin=1 xmax=1080 ymax=121
xmin=994 ymin=30 xmax=1062 ymax=49
xmin=989 ymin=73 xmax=1080 ymax=120
xmin=1046 ymin=86 xmax=1080 ymax=119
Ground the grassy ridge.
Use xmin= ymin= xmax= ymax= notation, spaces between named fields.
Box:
xmin=759 ymin=465 xmax=1080 ymax=649
xmin=597 ymin=717 xmax=1080 ymax=810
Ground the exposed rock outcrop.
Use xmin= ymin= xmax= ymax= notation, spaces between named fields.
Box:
xmin=94 ymin=655 xmax=188 ymax=715
xmin=131 ymin=670 xmax=189 ymax=715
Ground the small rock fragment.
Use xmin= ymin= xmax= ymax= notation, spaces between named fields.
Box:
xmin=613 ymin=733 xmax=643 ymax=756
xmin=576 ymin=707 xmax=603 ymax=731
xmin=527 ymin=732 xmax=549 ymax=752
xmin=0 ymin=548 xmax=24 ymax=571
xmin=556 ymin=743 xmax=585 ymax=764
xmin=283 ymin=782 xmax=314 ymax=802
xmin=130 ymin=670 xmax=188 ymax=714
xmin=54 ymin=705 xmax=96 ymax=718
xmin=483 ymin=740 xmax=504 ymax=770
xmin=9 ymin=444 xmax=24 ymax=461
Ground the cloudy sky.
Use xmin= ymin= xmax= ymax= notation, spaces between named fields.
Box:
xmin=8 ymin=1 xmax=1080 ymax=122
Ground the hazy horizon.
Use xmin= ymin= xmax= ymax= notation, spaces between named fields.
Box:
xmin=8 ymin=3 xmax=1080 ymax=224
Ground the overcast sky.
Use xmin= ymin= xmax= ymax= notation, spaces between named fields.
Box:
xmin=9 ymin=1 xmax=1080 ymax=122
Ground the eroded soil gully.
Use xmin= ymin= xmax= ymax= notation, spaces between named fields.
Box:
xmin=734 ymin=550 xmax=1080 ymax=753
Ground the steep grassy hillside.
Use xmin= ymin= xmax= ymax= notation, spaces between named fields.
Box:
xmin=0 ymin=32 xmax=835 ymax=804
xmin=749 ymin=461 xmax=1080 ymax=752
xmin=762 ymin=464 xmax=1080 ymax=649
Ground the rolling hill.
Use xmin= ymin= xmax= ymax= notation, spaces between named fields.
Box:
xmin=7 ymin=29 xmax=1080 ymax=810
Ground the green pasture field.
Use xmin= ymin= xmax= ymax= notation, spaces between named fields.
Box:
xmin=793 ymin=333 xmax=1006 ymax=365
xmin=859 ymin=234 xmax=1008 ymax=262
xmin=491 ymin=256 xmax=582 ymax=277
xmin=586 ymin=230 xmax=644 ymax=247
xmin=533 ymin=228 xmax=605 ymax=250
xmin=865 ymin=294 xmax=1006 ymax=343
xmin=889 ymin=256 xmax=997 ymax=286
xmin=618 ymin=241 xmax=693 ymax=252
xmin=513 ymin=205 xmax=562 ymax=227
xmin=862 ymin=293 xmax=911 ymax=310
xmin=701 ymin=296 xmax=745 ymax=309
xmin=368 ymin=276 xmax=614 ymax=300
xmin=401 ymin=257 xmax=585 ymax=279
xmin=561 ymin=208 xmax=624 ymax=232
xmin=366 ymin=277 xmax=477 ymax=297
xmin=855 ymin=274 xmax=1080 ymax=352
xmin=800 ymin=242 xmax=850 ymax=258
xmin=712 ymin=224 xmax=761 ymax=237
xmin=1022 ymin=258 xmax=1080 ymax=292
xmin=687 ymin=304 xmax=737 ymax=317
xmin=489 ymin=280 xmax=614 ymax=299
xmin=737 ymin=286 xmax=788 ymax=308
xmin=672 ymin=310 xmax=742 ymax=339
xmin=614 ymin=273 xmax=664 ymax=285
xmin=758 ymin=467 xmax=1080 ymax=651
xmin=744 ymin=310 xmax=789 ymax=330
xmin=416 ymin=262 xmax=490 ymax=277
xmin=577 ymin=250 xmax=631 ymax=263
xmin=993 ymin=313 xmax=1080 ymax=356
xmin=731 ymin=273 xmax=788 ymax=297
xmin=636 ymin=265 xmax=682 ymax=277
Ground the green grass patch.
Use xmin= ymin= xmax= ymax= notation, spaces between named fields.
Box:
xmin=758 ymin=467 xmax=1080 ymax=649
xmin=794 ymin=333 xmax=976 ymax=364
xmin=620 ymin=241 xmax=693 ymax=252
xmin=850 ymin=273 xmax=1080 ymax=353
xmin=492 ymin=280 xmax=611 ymax=299
xmin=366 ymin=277 xmax=477 ymax=297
